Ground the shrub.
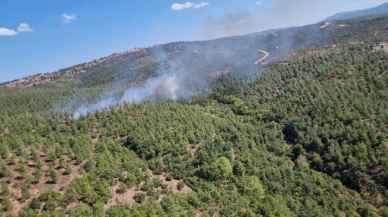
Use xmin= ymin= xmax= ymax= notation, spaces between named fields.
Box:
xmin=1 ymin=197 xmax=13 ymax=212
xmin=177 ymin=181 xmax=185 ymax=191
xmin=166 ymin=174 xmax=173 ymax=181
xmin=133 ymin=193 xmax=146 ymax=204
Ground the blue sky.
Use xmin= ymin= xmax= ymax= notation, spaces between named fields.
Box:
xmin=1 ymin=0 xmax=387 ymax=83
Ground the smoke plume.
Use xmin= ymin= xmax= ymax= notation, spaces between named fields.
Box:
xmin=63 ymin=0 xmax=336 ymax=119
xmin=70 ymin=43 xmax=220 ymax=118
xmin=73 ymin=72 xmax=181 ymax=118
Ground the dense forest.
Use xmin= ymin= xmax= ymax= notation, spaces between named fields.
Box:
xmin=1 ymin=14 xmax=388 ymax=217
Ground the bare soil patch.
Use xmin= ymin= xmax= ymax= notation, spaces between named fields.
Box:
xmin=321 ymin=22 xmax=332 ymax=29
xmin=255 ymin=50 xmax=269 ymax=65
xmin=105 ymin=171 xmax=192 ymax=210
xmin=1 ymin=150 xmax=89 ymax=215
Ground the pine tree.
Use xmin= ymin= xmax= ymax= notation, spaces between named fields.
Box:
xmin=0 ymin=163 xmax=13 ymax=178
xmin=48 ymin=151 xmax=56 ymax=162
xmin=50 ymin=169 xmax=58 ymax=184
xmin=21 ymin=186 xmax=31 ymax=202
xmin=1 ymin=182 xmax=10 ymax=196
xmin=177 ymin=181 xmax=185 ymax=191
xmin=18 ymin=159 xmax=27 ymax=176
xmin=64 ymin=162 xmax=72 ymax=175
xmin=243 ymin=175 xmax=265 ymax=205
xmin=1 ymin=197 xmax=13 ymax=212
xmin=34 ymin=168 xmax=43 ymax=181
xmin=218 ymin=156 xmax=233 ymax=176
xmin=59 ymin=156 xmax=66 ymax=167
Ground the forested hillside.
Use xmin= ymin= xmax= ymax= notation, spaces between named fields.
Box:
xmin=0 ymin=84 xmax=381 ymax=216
xmin=210 ymin=43 xmax=388 ymax=206
xmin=2 ymin=14 xmax=388 ymax=217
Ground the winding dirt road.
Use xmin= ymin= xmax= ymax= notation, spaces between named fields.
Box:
xmin=192 ymin=49 xmax=269 ymax=65
xmin=255 ymin=50 xmax=269 ymax=65
xmin=193 ymin=50 xmax=237 ymax=54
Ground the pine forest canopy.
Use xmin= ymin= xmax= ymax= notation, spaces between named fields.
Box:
xmin=1 ymin=13 xmax=388 ymax=217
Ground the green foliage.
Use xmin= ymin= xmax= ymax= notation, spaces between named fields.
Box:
xmin=74 ymin=202 xmax=94 ymax=217
xmin=64 ymin=163 xmax=72 ymax=175
xmin=0 ymin=163 xmax=13 ymax=178
xmin=166 ymin=174 xmax=173 ymax=181
xmin=59 ymin=156 xmax=66 ymax=167
xmin=0 ymin=142 xmax=10 ymax=159
xmin=218 ymin=156 xmax=232 ymax=175
xmin=177 ymin=181 xmax=185 ymax=191
xmin=50 ymin=169 xmax=58 ymax=184
xmin=381 ymin=207 xmax=388 ymax=217
xmin=48 ymin=151 xmax=56 ymax=162
xmin=2 ymin=197 xmax=13 ymax=212
xmin=134 ymin=193 xmax=146 ymax=204
xmin=39 ymin=190 xmax=61 ymax=211
xmin=28 ymin=198 xmax=42 ymax=210
xmin=241 ymin=176 xmax=265 ymax=205
xmin=3 ymin=16 xmax=388 ymax=215
xmin=17 ymin=159 xmax=27 ymax=176
xmin=358 ymin=204 xmax=374 ymax=217
xmin=34 ymin=168 xmax=43 ymax=181
xmin=118 ymin=182 xmax=128 ymax=193
xmin=21 ymin=186 xmax=31 ymax=202
xmin=94 ymin=179 xmax=112 ymax=203
xmin=1 ymin=182 xmax=10 ymax=196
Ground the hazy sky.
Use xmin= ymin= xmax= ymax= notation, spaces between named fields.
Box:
xmin=1 ymin=0 xmax=387 ymax=83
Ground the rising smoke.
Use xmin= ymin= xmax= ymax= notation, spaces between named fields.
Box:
xmin=73 ymin=72 xmax=181 ymax=118
xmin=64 ymin=0 xmax=334 ymax=119
xmin=70 ymin=44 xmax=218 ymax=119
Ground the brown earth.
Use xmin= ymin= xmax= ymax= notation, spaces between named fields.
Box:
xmin=105 ymin=172 xmax=192 ymax=210
xmin=255 ymin=50 xmax=269 ymax=65
xmin=1 ymin=151 xmax=89 ymax=215
xmin=321 ymin=22 xmax=332 ymax=29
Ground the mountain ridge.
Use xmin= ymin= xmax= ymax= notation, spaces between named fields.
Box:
xmin=323 ymin=2 xmax=388 ymax=21
xmin=3 ymin=4 xmax=388 ymax=89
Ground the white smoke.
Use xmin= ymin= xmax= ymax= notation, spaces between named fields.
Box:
xmin=73 ymin=73 xmax=181 ymax=119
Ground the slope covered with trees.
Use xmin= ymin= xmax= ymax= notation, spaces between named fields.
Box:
xmin=1 ymin=14 xmax=388 ymax=217
xmin=0 ymin=97 xmax=379 ymax=216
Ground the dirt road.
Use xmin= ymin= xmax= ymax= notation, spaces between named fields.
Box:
xmin=255 ymin=50 xmax=269 ymax=65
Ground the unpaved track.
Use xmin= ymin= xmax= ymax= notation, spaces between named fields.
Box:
xmin=255 ymin=50 xmax=269 ymax=65
xmin=321 ymin=22 xmax=332 ymax=29
xmin=193 ymin=50 xmax=236 ymax=54
xmin=193 ymin=49 xmax=269 ymax=65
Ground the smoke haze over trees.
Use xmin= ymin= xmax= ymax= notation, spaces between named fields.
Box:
xmin=2 ymin=9 xmax=388 ymax=217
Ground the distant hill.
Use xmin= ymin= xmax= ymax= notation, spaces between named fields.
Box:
xmin=323 ymin=2 xmax=388 ymax=21
xmin=3 ymin=13 xmax=388 ymax=90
